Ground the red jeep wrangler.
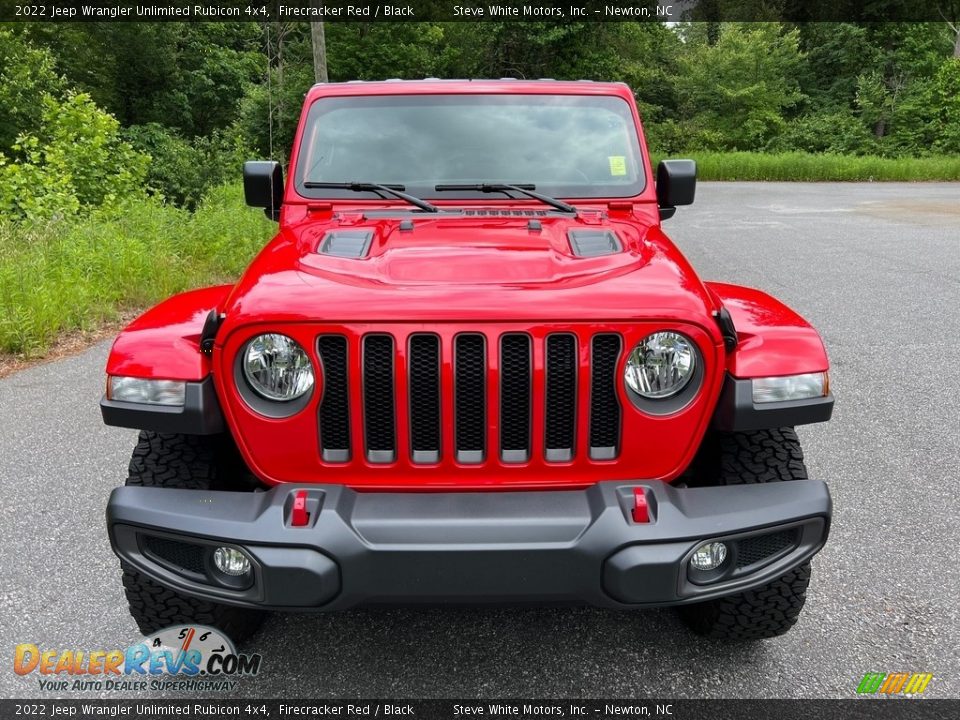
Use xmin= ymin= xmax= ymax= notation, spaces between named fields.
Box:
xmin=103 ymin=80 xmax=833 ymax=642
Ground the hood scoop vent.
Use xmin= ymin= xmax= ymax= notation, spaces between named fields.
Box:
xmin=318 ymin=230 xmax=374 ymax=258
xmin=568 ymin=230 xmax=622 ymax=258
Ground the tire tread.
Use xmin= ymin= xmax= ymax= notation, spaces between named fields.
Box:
xmin=120 ymin=431 xmax=264 ymax=644
xmin=680 ymin=427 xmax=813 ymax=640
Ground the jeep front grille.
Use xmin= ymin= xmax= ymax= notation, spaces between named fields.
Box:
xmin=315 ymin=328 xmax=623 ymax=466
xmin=589 ymin=334 xmax=622 ymax=460
xmin=499 ymin=334 xmax=532 ymax=462
xmin=316 ymin=335 xmax=351 ymax=462
xmin=454 ymin=333 xmax=486 ymax=462
xmin=544 ymin=334 xmax=577 ymax=462
xmin=408 ymin=334 xmax=441 ymax=463
xmin=362 ymin=335 xmax=397 ymax=463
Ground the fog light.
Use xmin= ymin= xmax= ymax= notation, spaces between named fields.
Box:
xmin=213 ymin=547 xmax=251 ymax=577
xmin=690 ymin=541 xmax=728 ymax=571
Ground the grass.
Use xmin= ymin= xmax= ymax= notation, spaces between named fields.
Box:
xmin=0 ymin=184 xmax=274 ymax=356
xmin=656 ymin=151 xmax=960 ymax=182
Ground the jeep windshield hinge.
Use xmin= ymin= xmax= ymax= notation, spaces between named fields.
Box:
xmin=200 ymin=310 xmax=224 ymax=355
xmin=714 ymin=307 xmax=738 ymax=352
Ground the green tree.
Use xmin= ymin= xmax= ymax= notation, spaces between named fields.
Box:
xmin=853 ymin=23 xmax=956 ymax=145
xmin=124 ymin=123 xmax=250 ymax=209
xmin=797 ymin=23 xmax=880 ymax=111
xmin=21 ymin=23 xmax=262 ymax=138
xmin=932 ymin=58 xmax=960 ymax=152
xmin=675 ymin=23 xmax=806 ymax=150
xmin=0 ymin=28 xmax=65 ymax=152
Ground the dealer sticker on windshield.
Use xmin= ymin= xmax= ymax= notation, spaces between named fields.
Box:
xmin=608 ymin=156 xmax=627 ymax=176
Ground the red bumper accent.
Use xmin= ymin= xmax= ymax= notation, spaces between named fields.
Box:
xmin=291 ymin=490 xmax=309 ymax=527
xmin=632 ymin=488 xmax=650 ymax=523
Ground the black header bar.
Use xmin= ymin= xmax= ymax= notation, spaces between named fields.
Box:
xmin=1 ymin=0 xmax=957 ymax=23
xmin=0 ymin=700 xmax=955 ymax=720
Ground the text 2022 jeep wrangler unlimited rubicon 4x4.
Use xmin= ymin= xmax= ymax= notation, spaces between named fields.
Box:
xmin=102 ymin=80 xmax=833 ymax=642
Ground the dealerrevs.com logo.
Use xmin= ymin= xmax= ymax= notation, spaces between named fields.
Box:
xmin=14 ymin=625 xmax=262 ymax=692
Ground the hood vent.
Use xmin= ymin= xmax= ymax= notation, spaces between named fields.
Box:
xmin=318 ymin=230 xmax=373 ymax=258
xmin=568 ymin=230 xmax=622 ymax=257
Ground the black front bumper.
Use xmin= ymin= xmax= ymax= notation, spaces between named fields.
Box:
xmin=107 ymin=480 xmax=831 ymax=611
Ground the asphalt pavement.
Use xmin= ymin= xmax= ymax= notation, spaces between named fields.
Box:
xmin=1 ymin=182 xmax=958 ymax=699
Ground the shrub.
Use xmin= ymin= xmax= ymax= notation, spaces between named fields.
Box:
xmin=776 ymin=112 xmax=876 ymax=155
xmin=0 ymin=93 xmax=148 ymax=220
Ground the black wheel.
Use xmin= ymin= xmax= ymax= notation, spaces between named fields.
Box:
xmin=119 ymin=431 xmax=266 ymax=644
xmin=678 ymin=427 xmax=813 ymax=640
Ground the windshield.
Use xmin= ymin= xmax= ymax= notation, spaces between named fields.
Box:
xmin=294 ymin=94 xmax=647 ymax=200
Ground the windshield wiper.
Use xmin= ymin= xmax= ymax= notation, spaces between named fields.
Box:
xmin=434 ymin=183 xmax=576 ymax=214
xmin=303 ymin=181 xmax=439 ymax=213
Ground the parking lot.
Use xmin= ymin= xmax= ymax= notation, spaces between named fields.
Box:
xmin=1 ymin=182 xmax=957 ymax=699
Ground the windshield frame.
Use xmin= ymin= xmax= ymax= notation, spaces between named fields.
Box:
xmin=291 ymin=92 xmax=649 ymax=203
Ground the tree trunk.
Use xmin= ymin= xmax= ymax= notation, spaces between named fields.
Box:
xmin=311 ymin=18 xmax=328 ymax=83
xmin=954 ymin=27 xmax=960 ymax=58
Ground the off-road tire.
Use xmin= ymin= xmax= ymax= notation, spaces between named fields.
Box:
xmin=120 ymin=431 xmax=265 ymax=644
xmin=679 ymin=427 xmax=813 ymax=640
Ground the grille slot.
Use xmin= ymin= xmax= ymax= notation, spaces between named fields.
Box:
xmin=454 ymin=334 xmax=486 ymax=463
xmin=589 ymin=334 xmax=622 ymax=459
xmin=141 ymin=535 xmax=206 ymax=576
xmin=408 ymin=334 xmax=441 ymax=463
xmin=544 ymin=334 xmax=577 ymax=461
xmin=363 ymin=335 xmax=396 ymax=463
xmin=736 ymin=529 xmax=800 ymax=568
xmin=317 ymin=335 xmax=351 ymax=462
xmin=500 ymin=334 xmax=532 ymax=462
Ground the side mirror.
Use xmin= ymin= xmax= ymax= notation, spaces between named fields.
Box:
xmin=656 ymin=159 xmax=696 ymax=221
xmin=244 ymin=161 xmax=284 ymax=221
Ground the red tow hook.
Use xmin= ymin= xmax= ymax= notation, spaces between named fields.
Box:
xmin=291 ymin=490 xmax=309 ymax=527
xmin=632 ymin=488 xmax=650 ymax=523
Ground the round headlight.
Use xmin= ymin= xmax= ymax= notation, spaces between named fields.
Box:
xmin=243 ymin=333 xmax=314 ymax=401
xmin=625 ymin=332 xmax=696 ymax=399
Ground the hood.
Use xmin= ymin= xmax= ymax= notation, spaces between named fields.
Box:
xmin=222 ymin=207 xmax=719 ymax=328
